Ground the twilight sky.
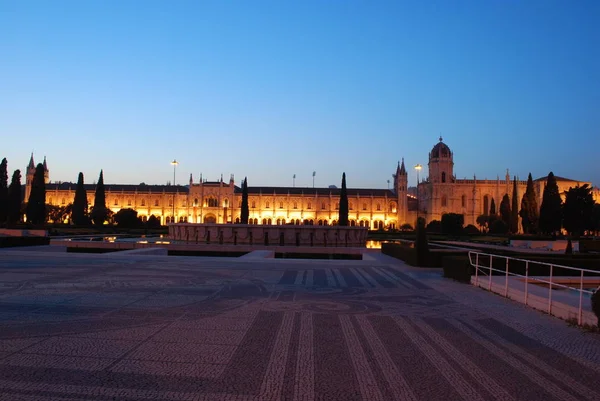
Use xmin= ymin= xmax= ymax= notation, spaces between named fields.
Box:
xmin=1 ymin=0 xmax=599 ymax=189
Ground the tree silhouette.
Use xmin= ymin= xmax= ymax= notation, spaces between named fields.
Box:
xmin=72 ymin=172 xmax=89 ymax=226
xmin=489 ymin=198 xmax=496 ymax=216
xmin=90 ymin=170 xmax=108 ymax=226
xmin=0 ymin=158 xmax=8 ymax=223
xmin=500 ymin=193 xmax=511 ymax=226
xmin=25 ymin=163 xmax=46 ymax=225
xmin=7 ymin=170 xmax=21 ymax=224
xmin=562 ymin=184 xmax=595 ymax=237
xmin=538 ymin=172 xmax=562 ymax=235
xmin=519 ymin=173 xmax=538 ymax=234
xmin=510 ymin=177 xmax=519 ymax=234
xmin=240 ymin=177 xmax=249 ymax=224
xmin=338 ymin=172 xmax=349 ymax=226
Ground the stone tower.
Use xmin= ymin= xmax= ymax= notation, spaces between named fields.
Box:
xmin=394 ymin=158 xmax=408 ymax=225
xmin=25 ymin=153 xmax=36 ymax=202
xmin=428 ymin=137 xmax=454 ymax=184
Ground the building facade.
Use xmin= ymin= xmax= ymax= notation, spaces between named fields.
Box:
xmin=31 ymin=138 xmax=599 ymax=229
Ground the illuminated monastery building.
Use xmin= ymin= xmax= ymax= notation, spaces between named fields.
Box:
xmin=34 ymin=138 xmax=599 ymax=230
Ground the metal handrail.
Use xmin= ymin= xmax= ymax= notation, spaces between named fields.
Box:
xmin=467 ymin=251 xmax=599 ymax=326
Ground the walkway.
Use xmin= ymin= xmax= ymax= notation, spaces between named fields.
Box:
xmin=0 ymin=248 xmax=598 ymax=400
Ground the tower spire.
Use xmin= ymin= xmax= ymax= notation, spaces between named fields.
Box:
xmin=399 ymin=157 xmax=406 ymax=175
xmin=28 ymin=153 xmax=35 ymax=169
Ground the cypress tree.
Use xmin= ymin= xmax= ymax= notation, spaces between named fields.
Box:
xmin=510 ymin=176 xmax=519 ymax=234
xmin=489 ymin=198 xmax=496 ymax=216
xmin=90 ymin=170 xmax=108 ymax=226
xmin=25 ymin=163 xmax=46 ymax=225
xmin=500 ymin=193 xmax=511 ymax=226
xmin=0 ymin=158 xmax=8 ymax=223
xmin=240 ymin=177 xmax=249 ymax=224
xmin=539 ymin=172 xmax=562 ymax=235
xmin=519 ymin=173 xmax=539 ymax=234
xmin=7 ymin=170 xmax=21 ymax=224
xmin=338 ymin=172 xmax=349 ymax=226
xmin=72 ymin=172 xmax=88 ymax=226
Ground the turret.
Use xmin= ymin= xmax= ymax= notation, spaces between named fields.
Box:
xmin=25 ymin=153 xmax=36 ymax=202
xmin=43 ymin=156 xmax=49 ymax=184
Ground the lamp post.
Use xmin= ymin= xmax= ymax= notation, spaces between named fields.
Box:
xmin=171 ymin=159 xmax=178 ymax=223
xmin=293 ymin=174 xmax=296 ymax=188
xmin=414 ymin=164 xmax=422 ymax=225
xmin=312 ymin=171 xmax=316 ymax=188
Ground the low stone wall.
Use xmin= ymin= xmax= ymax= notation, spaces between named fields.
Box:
xmin=169 ymin=223 xmax=368 ymax=247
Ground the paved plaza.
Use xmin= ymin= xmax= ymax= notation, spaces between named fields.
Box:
xmin=0 ymin=248 xmax=599 ymax=401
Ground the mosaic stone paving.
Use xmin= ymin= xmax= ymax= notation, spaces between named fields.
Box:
xmin=0 ymin=249 xmax=598 ymax=401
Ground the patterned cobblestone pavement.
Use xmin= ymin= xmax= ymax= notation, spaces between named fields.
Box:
xmin=0 ymin=249 xmax=598 ymax=401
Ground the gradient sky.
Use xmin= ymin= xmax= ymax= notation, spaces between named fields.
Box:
xmin=1 ymin=0 xmax=599 ymax=189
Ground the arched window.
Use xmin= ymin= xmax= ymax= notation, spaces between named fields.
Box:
xmin=332 ymin=220 xmax=338 ymax=226
xmin=61 ymin=198 xmax=66 ymax=205
xmin=322 ymin=202 xmax=326 ymax=209
xmin=235 ymin=217 xmax=240 ymax=223
xmin=48 ymin=197 xmax=53 ymax=204
xmin=223 ymin=199 xmax=229 ymax=207
xmin=114 ymin=199 xmax=118 ymax=206
xmin=483 ymin=195 xmax=489 ymax=215
xmin=154 ymin=199 xmax=159 ymax=206
xmin=267 ymin=218 xmax=272 ymax=225
xmin=141 ymin=199 xmax=146 ymax=206
xmin=280 ymin=202 xmax=284 ymax=209
xmin=207 ymin=197 xmax=218 ymax=207
xmin=441 ymin=195 xmax=447 ymax=207
xmin=266 ymin=201 xmax=269 ymax=208
xmin=363 ymin=203 xmax=367 ymax=210
xmin=376 ymin=203 xmax=381 ymax=211
xmin=442 ymin=172 xmax=446 ymax=183
xmin=194 ymin=198 xmax=199 ymax=206
xmin=293 ymin=202 xmax=297 ymax=209
xmin=349 ymin=202 xmax=353 ymax=210
xmin=307 ymin=202 xmax=311 ymax=209
xmin=318 ymin=219 xmax=323 ymax=226
xmin=350 ymin=220 xmax=356 ymax=226
xmin=461 ymin=194 xmax=466 ymax=208
xmin=389 ymin=202 xmax=397 ymax=212
xmin=262 ymin=218 xmax=267 ymax=225
xmin=251 ymin=201 xmax=256 ymax=208
xmin=128 ymin=199 xmax=132 ymax=206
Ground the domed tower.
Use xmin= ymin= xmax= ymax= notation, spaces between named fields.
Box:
xmin=428 ymin=137 xmax=454 ymax=184
xmin=394 ymin=158 xmax=408 ymax=224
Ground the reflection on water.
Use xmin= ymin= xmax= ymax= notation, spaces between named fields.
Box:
xmin=366 ymin=240 xmax=382 ymax=249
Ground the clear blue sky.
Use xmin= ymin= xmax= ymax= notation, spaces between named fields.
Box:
xmin=1 ymin=0 xmax=598 ymax=189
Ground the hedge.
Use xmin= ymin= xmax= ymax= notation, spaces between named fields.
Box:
xmin=442 ymin=256 xmax=473 ymax=283
xmin=381 ymin=243 xmax=467 ymax=267
xmin=0 ymin=236 xmax=50 ymax=248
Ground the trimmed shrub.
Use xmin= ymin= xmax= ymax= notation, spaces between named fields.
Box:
xmin=463 ymin=224 xmax=480 ymax=235
xmin=443 ymin=256 xmax=473 ymax=283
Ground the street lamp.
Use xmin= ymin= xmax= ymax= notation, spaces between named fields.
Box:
xmin=171 ymin=159 xmax=178 ymax=223
xmin=312 ymin=171 xmax=316 ymax=188
xmin=414 ymin=164 xmax=422 ymax=225
xmin=293 ymin=174 xmax=296 ymax=187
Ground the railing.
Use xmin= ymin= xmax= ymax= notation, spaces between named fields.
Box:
xmin=468 ymin=251 xmax=599 ymax=326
